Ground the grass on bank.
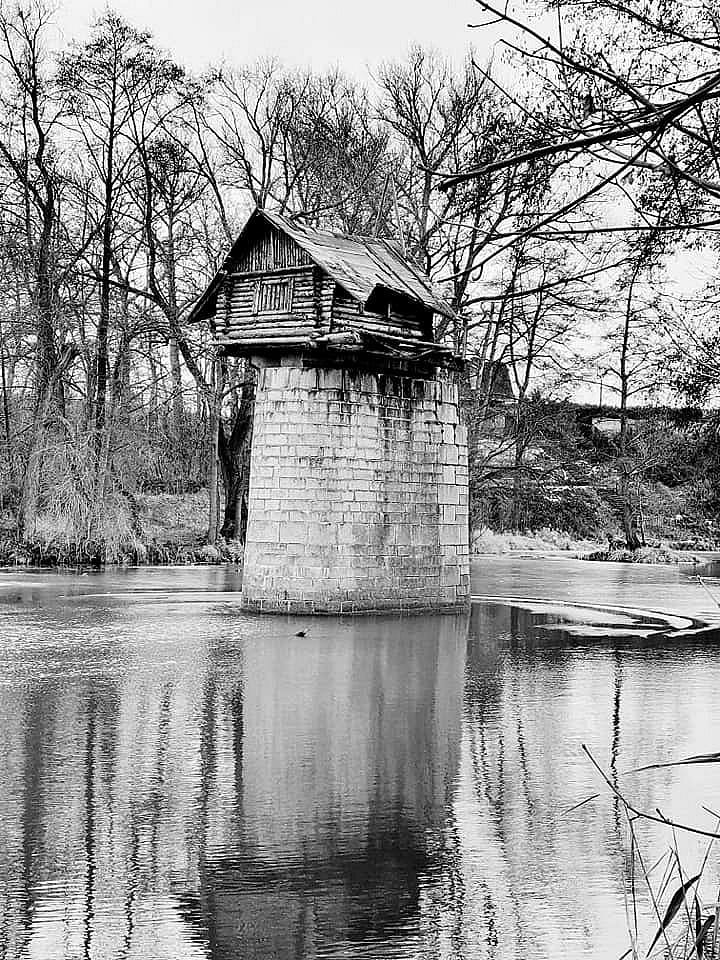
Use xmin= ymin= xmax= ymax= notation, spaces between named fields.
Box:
xmin=575 ymin=745 xmax=720 ymax=960
xmin=470 ymin=526 xmax=709 ymax=563
xmin=0 ymin=490 xmax=243 ymax=566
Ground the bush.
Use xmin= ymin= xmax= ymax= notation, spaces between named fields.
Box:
xmin=471 ymin=481 xmax=614 ymax=539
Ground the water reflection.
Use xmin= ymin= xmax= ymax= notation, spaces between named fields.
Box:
xmin=0 ymin=597 xmax=467 ymax=959
xmin=2 ymin=565 xmax=720 ymax=959
xmin=457 ymin=601 xmax=720 ymax=960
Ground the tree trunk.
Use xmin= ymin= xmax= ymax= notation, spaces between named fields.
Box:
xmin=165 ymin=216 xmax=184 ymax=441
xmin=219 ymin=379 xmax=255 ymax=542
xmin=468 ymin=305 xmax=496 ymax=466
xmin=95 ymin=84 xmax=117 ymax=463
xmin=19 ymin=191 xmax=67 ymax=537
xmin=206 ymin=360 xmax=223 ymax=545
xmin=19 ymin=377 xmax=56 ymax=540
xmin=96 ymin=212 xmax=112 ymax=459
xmin=619 ymin=471 xmax=642 ymax=550
xmin=617 ymin=256 xmax=643 ymax=551
xmin=169 ymin=337 xmax=184 ymax=437
xmin=18 ymin=434 xmax=43 ymax=540
xmin=207 ymin=429 xmax=220 ymax=546
xmin=511 ymin=405 xmax=525 ymax=529
xmin=0 ymin=314 xmax=13 ymax=486
xmin=147 ymin=334 xmax=159 ymax=435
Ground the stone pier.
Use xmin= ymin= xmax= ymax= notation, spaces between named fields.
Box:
xmin=241 ymin=359 xmax=470 ymax=614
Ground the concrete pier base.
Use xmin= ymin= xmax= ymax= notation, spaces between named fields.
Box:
xmin=241 ymin=358 xmax=470 ymax=614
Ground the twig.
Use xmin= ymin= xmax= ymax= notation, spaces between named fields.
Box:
xmin=696 ymin=575 xmax=720 ymax=609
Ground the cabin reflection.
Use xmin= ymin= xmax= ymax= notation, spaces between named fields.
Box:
xmin=180 ymin=614 xmax=467 ymax=958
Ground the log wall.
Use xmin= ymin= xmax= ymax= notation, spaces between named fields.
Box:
xmin=331 ymin=286 xmax=427 ymax=340
xmin=216 ymin=219 xmax=434 ymax=347
xmin=221 ymin=267 xmax=322 ymax=341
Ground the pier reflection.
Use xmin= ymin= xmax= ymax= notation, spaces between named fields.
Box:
xmin=185 ymin=615 xmax=467 ymax=958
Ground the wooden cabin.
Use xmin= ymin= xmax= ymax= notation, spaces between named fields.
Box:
xmin=188 ymin=208 xmax=458 ymax=367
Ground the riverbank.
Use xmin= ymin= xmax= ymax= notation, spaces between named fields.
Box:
xmin=583 ymin=544 xmax=702 ymax=564
xmin=470 ymin=526 xmax=711 ymax=565
xmin=0 ymin=494 xmax=709 ymax=568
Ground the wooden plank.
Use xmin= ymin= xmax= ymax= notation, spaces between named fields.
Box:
xmin=321 ymin=276 xmax=334 ymax=328
xmin=221 ymin=278 xmax=231 ymax=332
xmin=222 ymin=325 xmax=315 ymax=340
xmin=226 ymin=313 xmax=316 ymax=325
xmin=234 ymin=221 xmax=313 ymax=272
xmin=312 ymin=265 xmax=323 ymax=328
xmin=218 ymin=336 xmax=311 ymax=349
xmin=341 ymin=318 xmax=423 ymax=339
xmin=364 ymin=330 xmax=451 ymax=351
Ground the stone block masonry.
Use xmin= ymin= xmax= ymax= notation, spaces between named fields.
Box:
xmin=241 ymin=360 xmax=470 ymax=614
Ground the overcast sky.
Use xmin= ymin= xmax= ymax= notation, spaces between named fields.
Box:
xmin=54 ymin=0 xmax=496 ymax=75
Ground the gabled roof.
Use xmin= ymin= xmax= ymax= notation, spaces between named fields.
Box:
xmin=187 ymin=207 xmax=457 ymax=324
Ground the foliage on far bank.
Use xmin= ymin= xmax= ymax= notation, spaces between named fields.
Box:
xmin=583 ymin=544 xmax=700 ymax=565
xmin=471 ymin=397 xmax=720 ymax=553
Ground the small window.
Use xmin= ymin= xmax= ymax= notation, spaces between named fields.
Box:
xmin=255 ymin=277 xmax=293 ymax=314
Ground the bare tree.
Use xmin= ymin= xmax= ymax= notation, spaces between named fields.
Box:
xmin=378 ymin=48 xmax=550 ymax=331
xmin=59 ymin=11 xmax=184 ymax=461
xmin=441 ymin=1 xmax=720 ymax=233
xmin=0 ymin=1 xmax=80 ymax=536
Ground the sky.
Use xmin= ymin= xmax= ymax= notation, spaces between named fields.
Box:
xmin=53 ymin=0 xmax=499 ymax=76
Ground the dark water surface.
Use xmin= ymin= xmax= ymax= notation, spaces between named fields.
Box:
xmin=2 ymin=558 xmax=720 ymax=959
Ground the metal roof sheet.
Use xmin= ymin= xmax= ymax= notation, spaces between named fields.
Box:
xmin=260 ymin=210 xmax=456 ymax=319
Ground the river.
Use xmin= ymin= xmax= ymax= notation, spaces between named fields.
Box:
xmin=1 ymin=557 xmax=720 ymax=959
